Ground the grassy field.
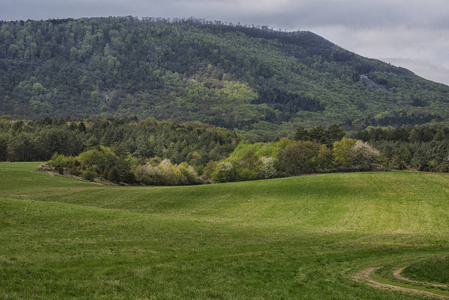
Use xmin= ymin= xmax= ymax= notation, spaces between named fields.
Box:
xmin=1 ymin=162 xmax=449 ymax=299
xmin=403 ymin=257 xmax=449 ymax=284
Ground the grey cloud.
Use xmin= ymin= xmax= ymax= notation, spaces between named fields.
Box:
xmin=2 ymin=0 xmax=449 ymax=30
xmin=1 ymin=0 xmax=177 ymax=21
xmin=172 ymin=0 xmax=449 ymax=30
xmin=383 ymin=58 xmax=449 ymax=85
xmin=309 ymin=25 xmax=449 ymax=84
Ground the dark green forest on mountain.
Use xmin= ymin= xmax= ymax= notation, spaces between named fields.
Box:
xmin=1 ymin=17 xmax=449 ymax=139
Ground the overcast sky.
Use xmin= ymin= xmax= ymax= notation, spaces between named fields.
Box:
xmin=2 ymin=0 xmax=449 ymax=85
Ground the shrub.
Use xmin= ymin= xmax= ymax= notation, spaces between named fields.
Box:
xmin=70 ymin=168 xmax=81 ymax=176
xmin=237 ymin=167 xmax=262 ymax=181
xmin=116 ymin=158 xmax=135 ymax=184
xmin=435 ymin=162 xmax=449 ymax=173
xmin=333 ymin=138 xmax=356 ymax=167
xmin=178 ymin=162 xmax=202 ymax=185
xmin=82 ymin=170 xmax=96 ymax=181
xmin=48 ymin=153 xmax=76 ymax=169
xmin=77 ymin=146 xmax=117 ymax=170
xmin=316 ymin=144 xmax=333 ymax=171
xmin=202 ymin=160 xmax=217 ymax=180
xmin=108 ymin=166 xmax=120 ymax=183
xmin=260 ymin=157 xmax=277 ymax=178
xmin=135 ymin=159 xmax=202 ymax=185
xmin=135 ymin=164 xmax=164 ymax=185
xmin=159 ymin=159 xmax=179 ymax=185
xmin=57 ymin=166 xmax=64 ymax=175
xmin=277 ymin=141 xmax=321 ymax=175
xmin=350 ymin=141 xmax=380 ymax=170
xmin=211 ymin=160 xmax=237 ymax=183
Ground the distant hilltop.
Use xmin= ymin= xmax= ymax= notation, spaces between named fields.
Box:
xmin=0 ymin=17 xmax=448 ymax=138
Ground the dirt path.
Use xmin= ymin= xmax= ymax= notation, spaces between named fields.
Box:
xmin=353 ymin=267 xmax=448 ymax=299
xmin=393 ymin=267 xmax=449 ymax=289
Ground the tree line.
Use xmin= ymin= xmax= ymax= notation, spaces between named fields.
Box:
xmin=0 ymin=117 xmax=240 ymax=174
xmin=4 ymin=117 xmax=449 ymax=185
xmin=352 ymin=126 xmax=449 ymax=172
xmin=41 ymin=122 xmax=381 ymax=185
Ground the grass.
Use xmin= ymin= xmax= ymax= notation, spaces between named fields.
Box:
xmin=1 ymin=162 xmax=449 ymax=299
xmin=370 ymin=268 xmax=449 ymax=297
xmin=403 ymin=257 xmax=449 ymax=284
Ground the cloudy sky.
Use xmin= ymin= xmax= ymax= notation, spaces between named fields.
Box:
xmin=2 ymin=0 xmax=449 ymax=85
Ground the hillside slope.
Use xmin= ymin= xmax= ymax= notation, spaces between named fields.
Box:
xmin=1 ymin=163 xmax=449 ymax=298
xmin=1 ymin=17 xmax=449 ymax=137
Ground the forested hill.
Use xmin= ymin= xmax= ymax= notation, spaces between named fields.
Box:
xmin=1 ymin=17 xmax=449 ymax=139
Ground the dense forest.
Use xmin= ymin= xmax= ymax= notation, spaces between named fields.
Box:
xmin=4 ymin=117 xmax=449 ymax=185
xmin=352 ymin=126 xmax=449 ymax=172
xmin=1 ymin=17 xmax=449 ymax=139
xmin=0 ymin=117 xmax=381 ymax=184
xmin=0 ymin=117 xmax=240 ymax=173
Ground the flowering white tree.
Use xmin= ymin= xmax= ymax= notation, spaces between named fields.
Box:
xmin=350 ymin=141 xmax=380 ymax=170
xmin=211 ymin=160 xmax=236 ymax=183
xmin=135 ymin=159 xmax=201 ymax=185
xmin=260 ymin=157 xmax=277 ymax=178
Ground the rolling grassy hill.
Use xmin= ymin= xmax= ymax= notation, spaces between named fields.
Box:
xmin=1 ymin=163 xmax=449 ymax=299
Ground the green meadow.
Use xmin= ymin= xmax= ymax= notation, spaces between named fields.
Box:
xmin=1 ymin=162 xmax=449 ymax=299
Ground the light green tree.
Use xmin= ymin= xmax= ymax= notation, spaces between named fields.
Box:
xmin=333 ymin=137 xmax=356 ymax=166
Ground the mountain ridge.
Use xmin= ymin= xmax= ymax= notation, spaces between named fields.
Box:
xmin=0 ymin=16 xmax=448 ymax=139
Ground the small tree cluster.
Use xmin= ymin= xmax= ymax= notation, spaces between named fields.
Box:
xmin=135 ymin=159 xmax=202 ymax=185
xmin=210 ymin=137 xmax=382 ymax=183
xmin=48 ymin=146 xmax=135 ymax=183
xmin=277 ymin=141 xmax=321 ymax=175
xmin=211 ymin=147 xmax=282 ymax=183
xmin=46 ymin=137 xmax=382 ymax=185
xmin=332 ymin=138 xmax=382 ymax=171
xmin=48 ymin=153 xmax=76 ymax=174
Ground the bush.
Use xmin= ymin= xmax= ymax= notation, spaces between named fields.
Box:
xmin=316 ymin=144 xmax=333 ymax=171
xmin=350 ymin=141 xmax=380 ymax=171
xmin=178 ymin=162 xmax=202 ymax=185
xmin=211 ymin=160 xmax=237 ymax=183
xmin=237 ymin=167 xmax=262 ymax=181
xmin=333 ymin=138 xmax=356 ymax=167
xmin=277 ymin=141 xmax=321 ymax=175
xmin=108 ymin=166 xmax=120 ymax=183
xmin=135 ymin=164 xmax=164 ymax=185
xmin=116 ymin=158 xmax=135 ymax=184
xmin=77 ymin=146 xmax=117 ymax=171
xmin=135 ymin=159 xmax=202 ymax=185
xmin=82 ymin=170 xmax=96 ymax=181
xmin=70 ymin=168 xmax=81 ymax=176
xmin=48 ymin=153 xmax=76 ymax=169
xmin=57 ymin=166 xmax=64 ymax=175
xmin=389 ymin=155 xmax=407 ymax=170
xmin=202 ymin=160 xmax=217 ymax=180
xmin=260 ymin=157 xmax=277 ymax=178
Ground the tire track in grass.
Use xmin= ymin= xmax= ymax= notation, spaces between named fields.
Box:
xmin=353 ymin=267 xmax=448 ymax=299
